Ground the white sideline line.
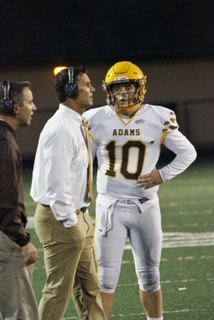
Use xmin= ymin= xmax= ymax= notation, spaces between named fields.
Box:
xmin=27 ymin=217 xmax=214 ymax=248
xmin=62 ymin=308 xmax=207 ymax=319
xmin=162 ymin=232 xmax=214 ymax=248
xmin=27 ymin=217 xmax=36 ymax=229
xmin=125 ymin=232 xmax=214 ymax=248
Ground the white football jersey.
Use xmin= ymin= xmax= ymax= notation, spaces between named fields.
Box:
xmin=84 ymin=104 xmax=196 ymax=200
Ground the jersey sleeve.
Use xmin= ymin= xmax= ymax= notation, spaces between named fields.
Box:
xmin=159 ymin=107 xmax=179 ymax=133
xmin=159 ymin=130 xmax=197 ymax=181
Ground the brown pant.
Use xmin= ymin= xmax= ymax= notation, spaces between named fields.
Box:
xmin=0 ymin=231 xmax=38 ymax=320
xmin=34 ymin=204 xmax=106 ymax=320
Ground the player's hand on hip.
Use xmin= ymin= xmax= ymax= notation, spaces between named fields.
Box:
xmin=137 ymin=169 xmax=163 ymax=189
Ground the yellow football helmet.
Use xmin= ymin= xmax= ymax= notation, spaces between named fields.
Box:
xmin=102 ymin=61 xmax=147 ymax=113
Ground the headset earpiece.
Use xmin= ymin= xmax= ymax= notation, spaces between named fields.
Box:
xmin=65 ymin=67 xmax=78 ymax=98
xmin=0 ymin=80 xmax=14 ymax=114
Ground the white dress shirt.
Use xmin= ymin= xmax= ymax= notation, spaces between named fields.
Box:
xmin=30 ymin=104 xmax=90 ymax=227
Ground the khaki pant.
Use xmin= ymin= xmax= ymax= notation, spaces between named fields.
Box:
xmin=34 ymin=204 xmax=106 ymax=320
xmin=0 ymin=231 xmax=38 ymax=320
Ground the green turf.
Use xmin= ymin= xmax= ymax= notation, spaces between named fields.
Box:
xmin=24 ymin=155 xmax=214 ymax=319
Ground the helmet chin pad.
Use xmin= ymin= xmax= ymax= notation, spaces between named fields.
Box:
xmin=114 ymin=104 xmax=138 ymax=113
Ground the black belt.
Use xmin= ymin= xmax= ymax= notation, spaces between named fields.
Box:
xmin=76 ymin=207 xmax=87 ymax=215
xmin=40 ymin=204 xmax=50 ymax=207
xmin=76 ymin=207 xmax=87 ymax=216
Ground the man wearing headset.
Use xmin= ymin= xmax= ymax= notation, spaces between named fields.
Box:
xmin=30 ymin=67 xmax=106 ymax=320
xmin=0 ymin=80 xmax=38 ymax=319
xmin=84 ymin=61 xmax=197 ymax=320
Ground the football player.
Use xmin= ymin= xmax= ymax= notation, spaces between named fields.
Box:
xmin=84 ymin=61 xmax=197 ymax=320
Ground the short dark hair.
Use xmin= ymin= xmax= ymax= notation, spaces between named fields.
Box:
xmin=54 ymin=66 xmax=86 ymax=103
xmin=0 ymin=80 xmax=31 ymax=115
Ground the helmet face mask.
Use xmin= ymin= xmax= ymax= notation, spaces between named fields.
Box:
xmin=102 ymin=61 xmax=147 ymax=113
xmin=109 ymin=82 xmax=140 ymax=113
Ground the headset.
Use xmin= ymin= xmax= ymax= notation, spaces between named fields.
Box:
xmin=65 ymin=66 xmax=78 ymax=98
xmin=0 ymin=80 xmax=14 ymax=114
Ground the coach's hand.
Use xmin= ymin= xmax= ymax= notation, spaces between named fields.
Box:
xmin=137 ymin=169 xmax=163 ymax=189
xmin=22 ymin=242 xmax=39 ymax=266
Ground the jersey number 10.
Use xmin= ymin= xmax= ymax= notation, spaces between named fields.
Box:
xmin=105 ymin=140 xmax=145 ymax=180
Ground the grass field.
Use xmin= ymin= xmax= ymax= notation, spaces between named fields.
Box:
xmin=23 ymin=154 xmax=214 ymax=320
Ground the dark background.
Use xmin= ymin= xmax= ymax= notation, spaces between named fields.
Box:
xmin=1 ymin=0 xmax=214 ymax=67
xmin=0 ymin=0 xmax=214 ymax=160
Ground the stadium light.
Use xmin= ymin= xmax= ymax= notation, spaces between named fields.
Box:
xmin=53 ymin=66 xmax=67 ymax=75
